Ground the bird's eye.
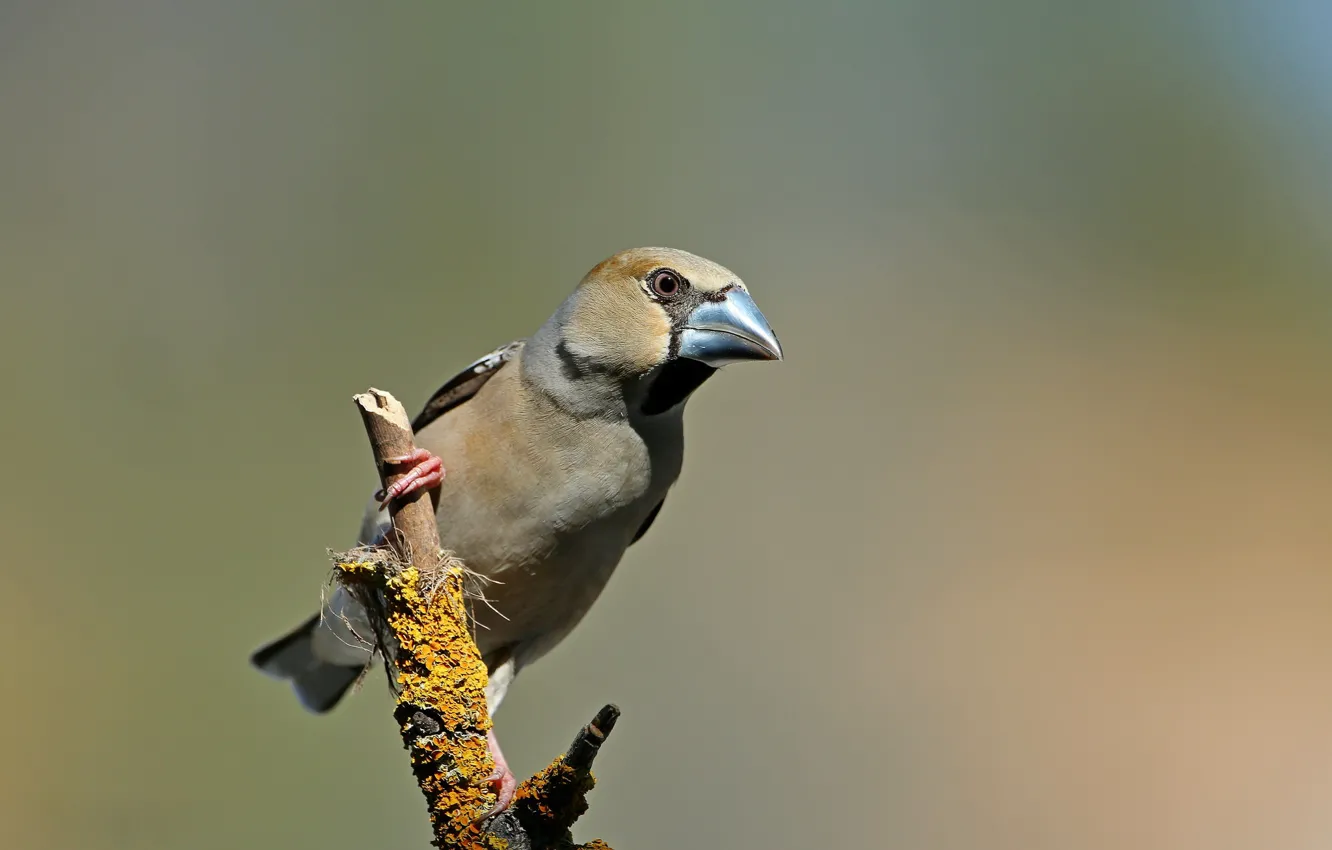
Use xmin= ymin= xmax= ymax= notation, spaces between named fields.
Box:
xmin=650 ymin=269 xmax=684 ymax=299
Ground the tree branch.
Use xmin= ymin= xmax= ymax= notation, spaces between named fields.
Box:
xmin=336 ymin=388 xmax=617 ymax=849
xmin=354 ymin=388 xmax=441 ymax=561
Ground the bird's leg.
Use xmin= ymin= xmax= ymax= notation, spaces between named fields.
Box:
xmin=484 ymin=727 xmax=518 ymax=817
xmin=375 ymin=447 xmax=445 ymax=510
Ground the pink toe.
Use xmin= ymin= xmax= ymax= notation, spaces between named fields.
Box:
xmin=488 ymin=769 xmax=517 ymax=815
xmin=378 ymin=450 xmax=446 ymax=508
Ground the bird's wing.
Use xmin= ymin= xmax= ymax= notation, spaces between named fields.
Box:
xmin=411 ymin=340 xmax=525 ymax=433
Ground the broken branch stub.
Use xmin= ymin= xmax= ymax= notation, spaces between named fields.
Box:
xmin=353 ymin=387 xmax=441 ymax=565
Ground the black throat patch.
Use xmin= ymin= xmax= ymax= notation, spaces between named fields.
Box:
xmin=640 ymin=358 xmax=716 ymax=415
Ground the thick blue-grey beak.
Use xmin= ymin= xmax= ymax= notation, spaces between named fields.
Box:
xmin=678 ymin=289 xmax=783 ymax=366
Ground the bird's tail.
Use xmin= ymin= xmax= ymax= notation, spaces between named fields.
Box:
xmin=251 ymin=614 xmax=364 ymax=714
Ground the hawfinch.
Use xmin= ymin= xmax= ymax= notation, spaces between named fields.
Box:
xmin=253 ymin=247 xmax=782 ymax=809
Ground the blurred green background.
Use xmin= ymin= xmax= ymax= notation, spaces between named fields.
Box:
xmin=3 ymin=2 xmax=1331 ymax=849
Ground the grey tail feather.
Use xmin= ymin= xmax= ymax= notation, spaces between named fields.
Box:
xmin=251 ymin=614 xmax=364 ymax=714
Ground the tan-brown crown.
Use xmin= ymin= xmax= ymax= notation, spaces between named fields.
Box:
xmin=582 ymin=247 xmax=745 ymax=295
xmin=562 ymin=247 xmax=743 ymax=375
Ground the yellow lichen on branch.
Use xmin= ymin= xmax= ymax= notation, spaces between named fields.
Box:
xmin=335 ymin=553 xmax=499 ymax=847
xmin=515 ymin=759 xmax=593 ymax=822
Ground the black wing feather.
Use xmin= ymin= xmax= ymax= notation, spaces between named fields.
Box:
xmin=411 ymin=341 xmax=524 ymax=433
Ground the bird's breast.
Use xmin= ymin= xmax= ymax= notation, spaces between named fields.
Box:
xmin=387 ymin=371 xmax=685 ymax=659
xmin=436 ymin=413 xmax=655 ymax=543
xmin=419 ymin=412 xmax=678 ymax=649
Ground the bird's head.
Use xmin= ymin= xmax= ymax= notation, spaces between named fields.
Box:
xmin=563 ymin=246 xmax=781 ymax=368
xmin=550 ymin=247 xmax=782 ymax=414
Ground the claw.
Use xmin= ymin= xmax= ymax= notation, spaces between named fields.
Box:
xmin=480 ymin=728 xmax=517 ymax=820
xmin=377 ymin=447 xmax=445 ymax=510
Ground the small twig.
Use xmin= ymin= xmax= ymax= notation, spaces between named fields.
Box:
xmin=341 ymin=388 xmax=618 ymax=849
xmin=487 ymin=705 xmax=621 ymax=850
xmin=565 ymin=704 xmax=621 ymax=773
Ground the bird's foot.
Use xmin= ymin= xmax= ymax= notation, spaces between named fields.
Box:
xmin=375 ymin=447 xmax=445 ymax=510
xmin=482 ymin=728 xmax=518 ymax=819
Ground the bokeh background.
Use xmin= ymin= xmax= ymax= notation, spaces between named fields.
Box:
xmin=3 ymin=2 xmax=1331 ymax=849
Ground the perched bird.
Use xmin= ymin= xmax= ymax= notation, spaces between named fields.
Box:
xmin=252 ymin=247 xmax=782 ymax=810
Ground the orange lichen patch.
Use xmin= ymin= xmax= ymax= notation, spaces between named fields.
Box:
xmin=507 ymin=756 xmax=603 ymax=848
xmin=335 ymin=555 xmax=497 ymax=848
